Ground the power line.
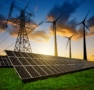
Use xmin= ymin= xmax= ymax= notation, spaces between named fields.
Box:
xmin=0 ymin=42 xmax=15 ymax=54
xmin=0 ymin=32 xmax=7 ymax=40
xmin=0 ymin=32 xmax=9 ymax=45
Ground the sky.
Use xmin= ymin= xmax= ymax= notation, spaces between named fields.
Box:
xmin=0 ymin=0 xmax=94 ymax=61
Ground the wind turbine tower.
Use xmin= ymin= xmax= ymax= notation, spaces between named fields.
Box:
xmin=66 ymin=34 xmax=76 ymax=58
xmin=46 ymin=12 xmax=65 ymax=56
xmin=74 ymin=12 xmax=90 ymax=60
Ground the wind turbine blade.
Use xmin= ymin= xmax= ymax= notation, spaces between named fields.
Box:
xmin=45 ymin=21 xmax=52 ymax=23
xmin=38 ymin=21 xmax=44 ymax=26
xmin=85 ymin=25 xmax=90 ymax=31
xmin=66 ymin=39 xmax=69 ymax=49
xmin=55 ymin=8 xmax=70 ymax=22
xmin=70 ymin=33 xmax=76 ymax=38
xmin=35 ymin=20 xmax=45 ymax=28
xmin=55 ymin=14 xmax=63 ymax=22
xmin=71 ymin=22 xmax=82 ymax=28
xmin=64 ymin=36 xmax=68 ymax=38
xmin=83 ymin=11 xmax=90 ymax=22
xmin=26 ymin=19 xmax=46 ymax=35
xmin=38 ymin=19 xmax=46 ymax=26
xmin=55 ymin=12 xmax=65 ymax=22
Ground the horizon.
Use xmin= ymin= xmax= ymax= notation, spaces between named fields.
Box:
xmin=0 ymin=0 xmax=94 ymax=61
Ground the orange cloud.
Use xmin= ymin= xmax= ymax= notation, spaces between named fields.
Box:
xmin=47 ymin=16 xmax=94 ymax=41
xmin=29 ymin=31 xmax=50 ymax=42
xmin=47 ymin=16 xmax=54 ymax=22
xmin=47 ymin=1 xmax=94 ymax=41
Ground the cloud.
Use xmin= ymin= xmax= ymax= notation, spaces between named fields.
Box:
xmin=1 ymin=0 xmax=94 ymax=42
xmin=84 ymin=15 xmax=94 ymax=37
xmin=47 ymin=1 xmax=94 ymax=40
xmin=5 ymin=24 xmax=50 ymax=42
xmin=0 ymin=14 xmax=6 ymax=32
xmin=29 ymin=31 xmax=50 ymax=42
xmin=0 ymin=15 xmax=50 ymax=42
xmin=88 ymin=16 xmax=94 ymax=27
xmin=91 ymin=55 xmax=94 ymax=57
xmin=47 ymin=1 xmax=81 ymax=39
xmin=47 ymin=1 xmax=80 ymax=22
xmin=5 ymin=17 xmax=38 ymax=36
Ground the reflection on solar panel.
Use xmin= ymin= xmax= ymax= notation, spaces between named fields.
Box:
xmin=0 ymin=56 xmax=12 ymax=68
xmin=5 ymin=50 xmax=94 ymax=82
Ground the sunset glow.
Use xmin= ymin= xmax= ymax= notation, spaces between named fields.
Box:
xmin=0 ymin=0 xmax=94 ymax=61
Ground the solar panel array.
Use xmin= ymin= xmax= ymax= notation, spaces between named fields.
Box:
xmin=5 ymin=50 xmax=94 ymax=82
xmin=0 ymin=56 xmax=12 ymax=68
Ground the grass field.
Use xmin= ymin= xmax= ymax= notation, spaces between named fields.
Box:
xmin=0 ymin=68 xmax=94 ymax=90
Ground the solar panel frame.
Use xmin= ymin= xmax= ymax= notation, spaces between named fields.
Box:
xmin=5 ymin=50 xmax=94 ymax=82
xmin=0 ymin=56 xmax=12 ymax=68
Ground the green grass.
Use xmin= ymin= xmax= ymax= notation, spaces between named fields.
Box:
xmin=0 ymin=68 xmax=94 ymax=90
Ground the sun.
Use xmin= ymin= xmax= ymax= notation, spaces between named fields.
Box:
xmin=38 ymin=45 xmax=54 ymax=56
xmin=32 ymin=41 xmax=54 ymax=56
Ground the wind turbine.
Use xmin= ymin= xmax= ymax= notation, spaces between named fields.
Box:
xmin=66 ymin=34 xmax=76 ymax=58
xmin=26 ymin=19 xmax=46 ymax=34
xmin=73 ymin=12 xmax=90 ymax=60
xmin=46 ymin=12 xmax=65 ymax=57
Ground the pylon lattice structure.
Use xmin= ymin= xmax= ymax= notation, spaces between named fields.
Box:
xmin=14 ymin=10 xmax=32 ymax=53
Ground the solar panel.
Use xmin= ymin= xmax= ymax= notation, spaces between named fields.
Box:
xmin=0 ymin=56 xmax=12 ymax=68
xmin=5 ymin=50 xmax=94 ymax=82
